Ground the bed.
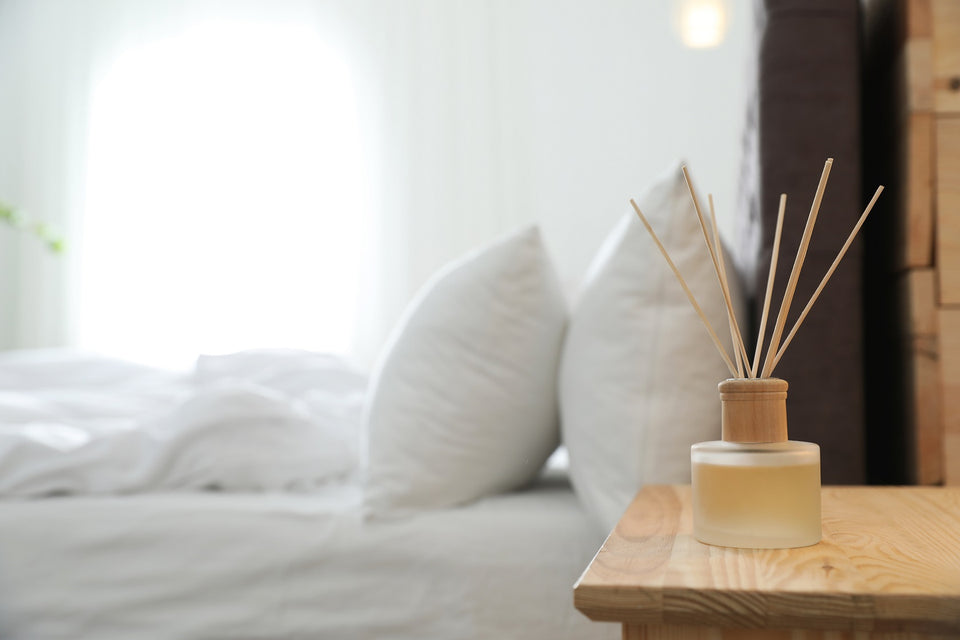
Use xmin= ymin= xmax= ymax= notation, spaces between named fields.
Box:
xmin=0 ymin=349 xmax=617 ymax=640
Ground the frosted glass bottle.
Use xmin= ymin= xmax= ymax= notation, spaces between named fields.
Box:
xmin=691 ymin=378 xmax=821 ymax=549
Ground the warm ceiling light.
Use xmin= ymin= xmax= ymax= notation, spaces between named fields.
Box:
xmin=676 ymin=0 xmax=728 ymax=49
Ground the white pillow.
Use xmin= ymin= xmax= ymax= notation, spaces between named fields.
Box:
xmin=364 ymin=226 xmax=567 ymax=515
xmin=559 ymin=164 xmax=743 ymax=532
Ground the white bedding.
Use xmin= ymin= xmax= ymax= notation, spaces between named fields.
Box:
xmin=0 ymin=476 xmax=617 ymax=639
xmin=0 ymin=350 xmax=617 ymax=639
xmin=0 ymin=350 xmax=365 ymax=496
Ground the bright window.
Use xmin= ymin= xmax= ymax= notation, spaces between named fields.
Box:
xmin=80 ymin=21 xmax=367 ymax=367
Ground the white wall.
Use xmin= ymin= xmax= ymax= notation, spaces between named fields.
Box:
xmin=352 ymin=0 xmax=756 ymax=361
xmin=0 ymin=0 xmax=755 ymax=365
xmin=481 ymin=0 xmax=755 ymax=297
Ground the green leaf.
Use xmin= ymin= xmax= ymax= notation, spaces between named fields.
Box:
xmin=47 ymin=238 xmax=66 ymax=254
xmin=0 ymin=200 xmax=66 ymax=255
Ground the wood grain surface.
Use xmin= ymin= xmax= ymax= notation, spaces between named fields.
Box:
xmin=574 ymin=486 xmax=960 ymax=634
xmin=621 ymin=623 xmax=958 ymax=640
xmin=899 ymin=269 xmax=942 ymax=484
xmin=936 ymin=118 xmax=960 ymax=305
xmin=939 ymin=309 xmax=960 ymax=486
xmin=932 ymin=0 xmax=960 ymax=112
xmin=897 ymin=112 xmax=933 ymax=271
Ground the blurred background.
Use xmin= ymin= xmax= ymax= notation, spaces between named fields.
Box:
xmin=0 ymin=0 xmax=752 ymax=368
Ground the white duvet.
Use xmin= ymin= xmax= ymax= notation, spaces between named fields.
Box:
xmin=0 ymin=349 xmax=366 ymax=496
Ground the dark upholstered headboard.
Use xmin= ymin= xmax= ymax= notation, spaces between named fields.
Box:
xmin=738 ymin=0 xmax=866 ymax=484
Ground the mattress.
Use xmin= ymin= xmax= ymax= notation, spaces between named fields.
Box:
xmin=0 ymin=349 xmax=617 ymax=638
xmin=0 ymin=474 xmax=616 ymax=639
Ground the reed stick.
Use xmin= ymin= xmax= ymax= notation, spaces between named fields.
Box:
xmin=768 ymin=185 xmax=884 ymax=373
xmin=761 ymin=158 xmax=833 ymax=378
xmin=709 ymin=195 xmax=747 ymax=377
xmin=630 ymin=199 xmax=739 ymax=377
xmin=751 ymin=194 xmax=786 ymax=378
xmin=681 ymin=167 xmax=751 ymax=371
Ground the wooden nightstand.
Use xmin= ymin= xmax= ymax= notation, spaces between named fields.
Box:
xmin=574 ymin=485 xmax=960 ymax=639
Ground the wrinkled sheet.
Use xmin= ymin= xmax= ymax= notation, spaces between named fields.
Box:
xmin=0 ymin=349 xmax=366 ymax=496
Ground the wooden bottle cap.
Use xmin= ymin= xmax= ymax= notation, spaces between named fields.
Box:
xmin=718 ymin=378 xmax=788 ymax=443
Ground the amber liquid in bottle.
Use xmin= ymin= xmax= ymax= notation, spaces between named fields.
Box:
xmin=691 ymin=441 xmax=821 ymax=548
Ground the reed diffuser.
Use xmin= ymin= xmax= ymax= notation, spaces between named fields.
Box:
xmin=631 ymin=159 xmax=883 ymax=549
